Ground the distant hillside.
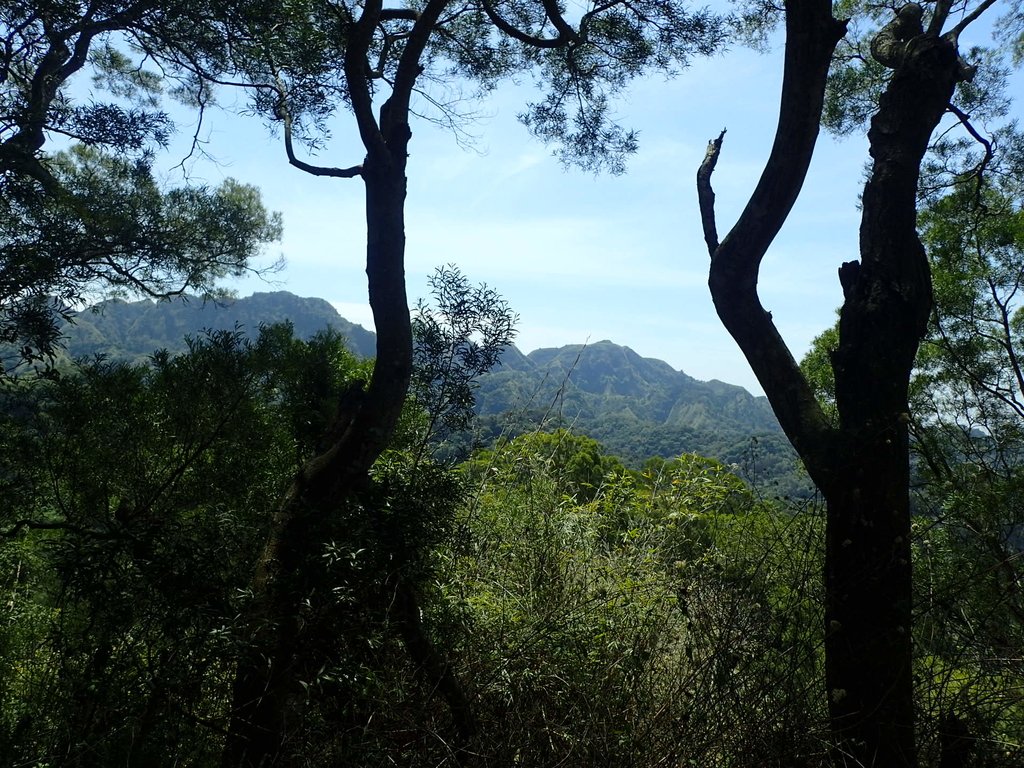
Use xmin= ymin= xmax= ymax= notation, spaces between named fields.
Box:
xmin=467 ymin=341 xmax=806 ymax=495
xmin=57 ymin=292 xmax=807 ymax=495
xmin=478 ymin=341 xmax=780 ymax=433
xmin=62 ymin=292 xmax=377 ymax=361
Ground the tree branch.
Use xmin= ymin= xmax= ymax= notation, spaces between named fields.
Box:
xmin=480 ymin=0 xmax=571 ymax=49
xmin=579 ymin=0 xmax=621 ymax=39
xmin=2 ymin=518 xmax=120 ymax=540
xmin=389 ymin=0 xmax=453 ymax=130
xmin=272 ymin=77 xmax=363 ymax=178
xmin=947 ymin=0 xmax=998 ymax=38
xmin=696 ymin=128 xmax=726 ymax=255
xmin=344 ymin=0 xmax=389 ymax=159
xmin=701 ymin=0 xmax=845 ymax=488
xmin=379 ymin=8 xmax=420 ymax=21
xmin=541 ymin=0 xmax=581 ymax=43
xmin=947 ymin=102 xmax=993 ymax=188
xmin=927 ymin=0 xmax=952 ymax=37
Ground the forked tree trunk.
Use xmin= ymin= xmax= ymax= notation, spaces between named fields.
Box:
xmin=697 ymin=2 xmax=966 ymax=765
xmin=220 ymin=2 xmax=471 ymax=762
xmin=221 ymin=150 xmax=413 ymax=768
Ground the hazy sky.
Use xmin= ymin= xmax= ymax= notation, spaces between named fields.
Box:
xmin=151 ymin=25 xmax=1008 ymax=395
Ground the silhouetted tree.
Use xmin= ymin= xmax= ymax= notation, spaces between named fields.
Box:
xmin=191 ymin=2 xmax=728 ymax=763
xmin=696 ymin=0 xmax=1010 ymax=764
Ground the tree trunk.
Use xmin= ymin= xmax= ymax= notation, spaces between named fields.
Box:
xmin=698 ymin=3 xmax=969 ymax=766
xmin=824 ymin=32 xmax=960 ymax=767
xmin=389 ymin=575 xmax=478 ymax=755
xmin=220 ymin=1 xmax=474 ymax=759
xmin=822 ymin=437 xmax=916 ymax=766
xmin=221 ymin=151 xmax=413 ymax=768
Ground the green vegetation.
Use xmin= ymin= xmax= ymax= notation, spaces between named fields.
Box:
xmin=0 ymin=336 xmax=827 ymax=765
xmin=4 ymin=336 xmax=1020 ymax=764
xmin=45 ymin=293 xmax=809 ymax=495
xmin=3 ymin=0 xmax=1024 ymax=766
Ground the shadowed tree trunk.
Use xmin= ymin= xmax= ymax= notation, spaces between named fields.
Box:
xmin=220 ymin=138 xmax=414 ymax=768
xmin=825 ymin=30 xmax=960 ymax=766
xmin=220 ymin=3 xmax=448 ymax=764
xmin=697 ymin=1 xmax=970 ymax=765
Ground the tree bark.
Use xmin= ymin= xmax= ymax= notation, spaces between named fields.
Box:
xmin=697 ymin=3 xmax=965 ymax=766
xmin=825 ymin=31 xmax=960 ymax=767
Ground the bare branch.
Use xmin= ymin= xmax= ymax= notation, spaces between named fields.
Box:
xmin=947 ymin=102 xmax=993 ymax=196
xmin=701 ymin=0 xmax=845 ymax=487
xmin=284 ymin=131 xmax=363 ymax=179
xmin=390 ymin=0 xmax=454 ymax=123
xmin=696 ymin=128 xmax=726 ymax=255
xmin=947 ymin=0 xmax=998 ymax=39
xmin=2 ymin=518 xmax=119 ymax=540
xmin=344 ymin=0 xmax=388 ymax=158
xmin=379 ymin=8 xmax=420 ymax=21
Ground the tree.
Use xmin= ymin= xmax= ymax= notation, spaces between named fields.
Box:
xmin=0 ymin=2 xmax=282 ymax=371
xmin=799 ymin=165 xmax=1024 ymax=766
xmin=172 ymin=2 xmax=728 ymax=763
xmin=915 ymin=178 xmax=1024 ymax=464
xmin=466 ymin=428 xmax=627 ymax=502
xmin=457 ymin=429 xmax=825 ymax=766
xmin=911 ymin=177 xmax=1024 ymax=762
xmin=410 ymin=264 xmax=518 ymax=459
xmin=0 ymin=326 xmax=366 ymax=765
xmin=695 ymin=1 xmax=1014 ymax=764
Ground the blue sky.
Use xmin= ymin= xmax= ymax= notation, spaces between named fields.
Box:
xmin=152 ymin=30 xmax=1002 ymax=395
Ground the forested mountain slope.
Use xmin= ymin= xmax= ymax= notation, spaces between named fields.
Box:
xmin=58 ymin=292 xmax=805 ymax=492
xmin=471 ymin=340 xmax=801 ymax=489
xmin=61 ymin=292 xmax=378 ymax=361
xmin=480 ymin=340 xmax=780 ymax=435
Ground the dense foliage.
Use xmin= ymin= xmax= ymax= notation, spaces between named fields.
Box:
xmin=0 ymin=331 xmax=826 ymax=765
xmin=3 ymin=0 xmax=1024 ymax=765
xmin=3 ymin=330 xmax=1021 ymax=764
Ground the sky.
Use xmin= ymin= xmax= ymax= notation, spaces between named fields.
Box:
xmin=148 ymin=22 xmax=1010 ymax=396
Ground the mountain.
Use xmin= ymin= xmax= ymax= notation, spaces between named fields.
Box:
xmin=478 ymin=340 xmax=780 ymax=433
xmin=467 ymin=340 xmax=805 ymax=493
xmin=61 ymin=292 xmax=377 ymax=361
xmin=55 ymin=292 xmax=807 ymax=494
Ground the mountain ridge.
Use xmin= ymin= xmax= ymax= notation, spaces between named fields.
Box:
xmin=62 ymin=291 xmax=378 ymax=360
xmin=62 ymin=294 xmax=766 ymax=406
xmin=55 ymin=292 xmax=806 ymax=492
